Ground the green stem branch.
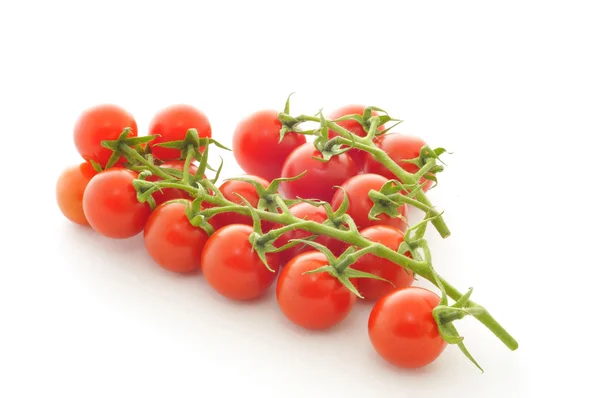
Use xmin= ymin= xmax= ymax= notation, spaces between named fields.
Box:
xmin=296 ymin=115 xmax=450 ymax=238
xmin=183 ymin=145 xmax=195 ymax=185
xmin=120 ymin=145 xmax=173 ymax=180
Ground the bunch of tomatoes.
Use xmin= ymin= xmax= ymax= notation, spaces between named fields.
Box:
xmin=56 ymin=103 xmax=447 ymax=370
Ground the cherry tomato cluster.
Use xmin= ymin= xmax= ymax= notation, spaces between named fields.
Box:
xmin=56 ymin=101 xmax=517 ymax=372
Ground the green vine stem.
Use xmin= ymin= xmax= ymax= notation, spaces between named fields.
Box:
xmin=294 ymin=114 xmax=451 ymax=238
xmin=144 ymin=177 xmax=517 ymax=352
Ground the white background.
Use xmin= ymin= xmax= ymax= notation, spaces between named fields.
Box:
xmin=1 ymin=1 xmax=598 ymax=397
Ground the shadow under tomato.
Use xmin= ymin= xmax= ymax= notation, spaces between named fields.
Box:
xmin=201 ymin=281 xmax=279 ymax=306
xmin=367 ymin=348 xmax=447 ymax=376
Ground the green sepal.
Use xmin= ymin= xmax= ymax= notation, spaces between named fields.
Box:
xmin=342 ymin=267 xmax=393 ymax=285
xmin=452 ymin=287 xmax=474 ymax=308
xmin=302 ymin=264 xmax=336 ymax=276
xmin=331 ymin=113 xmax=364 ymax=124
xmin=88 ymin=159 xmax=103 ymax=173
xmin=378 ymin=119 xmax=403 ymax=135
xmin=125 ymin=135 xmax=159 ymax=146
xmin=289 ymin=239 xmax=338 ymax=266
xmin=206 ymin=156 xmax=224 ymax=185
xmin=337 ymin=274 xmax=363 ymax=299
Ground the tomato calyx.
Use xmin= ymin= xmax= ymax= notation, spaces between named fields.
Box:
xmin=226 ymin=173 xmax=304 ymax=213
xmin=367 ymin=181 xmax=410 ymax=223
xmin=99 ymin=128 xmax=159 ymax=169
xmin=276 ymin=93 xmax=308 ymax=142
xmin=432 ymin=288 xmax=485 ymax=373
xmin=311 ymin=111 xmax=353 ymax=161
xmin=132 ymin=170 xmax=159 ymax=209
xmin=398 ymin=146 xmax=447 ymax=190
xmin=152 ymin=128 xmax=230 ymax=159
xmin=292 ymin=239 xmax=392 ymax=299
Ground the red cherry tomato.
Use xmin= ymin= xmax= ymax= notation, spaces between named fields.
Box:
xmin=201 ymin=224 xmax=280 ymax=301
xmin=143 ymin=200 xmax=209 ymax=273
xmin=331 ymin=174 xmax=407 ymax=232
xmin=275 ymin=202 xmax=345 ymax=265
xmin=82 ymin=169 xmax=151 ymax=239
xmin=364 ymin=133 xmax=433 ymax=192
xmin=147 ymin=160 xmax=199 ymax=206
xmin=279 ymin=143 xmax=358 ymax=202
xmin=368 ymin=287 xmax=447 ymax=368
xmin=276 ymin=251 xmax=356 ymax=330
xmin=73 ymin=104 xmax=138 ymax=167
xmin=232 ymin=110 xmax=306 ymax=181
xmin=328 ymin=105 xmax=384 ymax=169
xmin=210 ymin=176 xmax=270 ymax=230
xmin=56 ymin=162 xmax=98 ymax=226
xmin=149 ymin=104 xmax=212 ymax=161
xmin=352 ymin=226 xmax=413 ymax=301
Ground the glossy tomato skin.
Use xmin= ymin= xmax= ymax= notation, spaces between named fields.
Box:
xmin=149 ymin=104 xmax=212 ymax=161
xmin=331 ymin=174 xmax=407 ymax=232
xmin=279 ymin=143 xmax=358 ymax=202
xmin=276 ymin=251 xmax=356 ymax=330
xmin=73 ymin=104 xmax=138 ymax=167
xmin=56 ymin=162 xmax=98 ymax=226
xmin=352 ymin=226 xmax=413 ymax=301
xmin=275 ymin=203 xmax=345 ymax=265
xmin=232 ymin=110 xmax=306 ymax=181
xmin=144 ymin=200 xmax=209 ymax=273
xmin=201 ymin=225 xmax=280 ymax=301
xmin=210 ymin=176 xmax=270 ymax=230
xmin=364 ymin=133 xmax=433 ymax=192
xmin=328 ymin=105 xmax=384 ymax=169
xmin=147 ymin=161 xmax=199 ymax=206
xmin=82 ymin=169 xmax=151 ymax=239
xmin=369 ymin=287 xmax=447 ymax=368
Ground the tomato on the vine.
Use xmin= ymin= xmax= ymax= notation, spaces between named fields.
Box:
xmin=56 ymin=162 xmax=98 ymax=226
xmin=73 ymin=104 xmax=138 ymax=167
xmin=210 ymin=176 xmax=270 ymax=230
xmin=331 ymin=173 xmax=407 ymax=232
xmin=275 ymin=202 xmax=345 ymax=265
xmin=279 ymin=143 xmax=358 ymax=202
xmin=147 ymin=160 xmax=200 ymax=206
xmin=232 ymin=110 xmax=306 ymax=181
xmin=363 ymin=133 xmax=433 ymax=192
xmin=149 ymin=104 xmax=212 ymax=161
xmin=328 ymin=105 xmax=384 ymax=169
xmin=276 ymin=251 xmax=356 ymax=330
xmin=83 ymin=169 xmax=151 ymax=239
xmin=201 ymin=224 xmax=280 ymax=301
xmin=144 ymin=200 xmax=209 ymax=273
xmin=368 ymin=287 xmax=447 ymax=368
xmin=352 ymin=225 xmax=413 ymax=301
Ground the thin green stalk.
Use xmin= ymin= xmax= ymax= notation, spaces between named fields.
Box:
xmin=182 ymin=144 xmax=195 ymax=185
